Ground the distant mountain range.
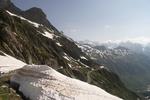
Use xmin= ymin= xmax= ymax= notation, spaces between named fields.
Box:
xmin=80 ymin=37 xmax=150 ymax=53
xmin=79 ymin=40 xmax=150 ymax=97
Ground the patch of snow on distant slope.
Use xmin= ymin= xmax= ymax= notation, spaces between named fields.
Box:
xmin=100 ymin=66 xmax=105 ymax=69
xmin=0 ymin=52 xmax=26 ymax=73
xmin=43 ymin=31 xmax=54 ymax=39
xmin=6 ymin=10 xmax=40 ymax=28
xmin=11 ymin=65 xmax=122 ymax=100
xmin=63 ymin=56 xmax=70 ymax=61
xmin=56 ymin=42 xmax=62 ymax=47
xmin=80 ymin=56 xmax=88 ymax=60
xmin=68 ymin=64 xmax=72 ymax=68
xmin=63 ymin=53 xmax=71 ymax=61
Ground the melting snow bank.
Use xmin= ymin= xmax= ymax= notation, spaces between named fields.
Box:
xmin=11 ymin=65 xmax=122 ymax=100
xmin=0 ymin=52 xmax=26 ymax=73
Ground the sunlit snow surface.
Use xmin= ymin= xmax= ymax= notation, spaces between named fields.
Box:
xmin=0 ymin=52 xmax=26 ymax=73
xmin=56 ymin=42 xmax=62 ymax=47
xmin=11 ymin=65 xmax=122 ymax=100
xmin=43 ymin=31 xmax=54 ymax=39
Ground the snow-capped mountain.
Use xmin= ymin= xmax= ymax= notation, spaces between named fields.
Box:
xmin=81 ymin=37 xmax=150 ymax=54
xmin=79 ymin=40 xmax=100 ymax=47
xmin=0 ymin=0 xmax=142 ymax=100
xmin=79 ymin=40 xmax=150 ymax=96
xmin=79 ymin=39 xmax=150 ymax=61
xmin=78 ymin=42 xmax=131 ymax=59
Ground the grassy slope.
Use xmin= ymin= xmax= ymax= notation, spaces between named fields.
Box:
xmin=0 ymin=72 xmax=22 ymax=100
xmin=59 ymin=67 xmax=142 ymax=100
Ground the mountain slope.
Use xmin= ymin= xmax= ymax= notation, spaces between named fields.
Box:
xmin=0 ymin=1 xmax=142 ymax=99
xmin=79 ymin=41 xmax=150 ymax=94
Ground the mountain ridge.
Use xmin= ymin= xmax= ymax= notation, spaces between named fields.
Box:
xmin=0 ymin=0 xmax=56 ymax=30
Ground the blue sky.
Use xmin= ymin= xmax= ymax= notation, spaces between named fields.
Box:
xmin=12 ymin=0 xmax=150 ymax=42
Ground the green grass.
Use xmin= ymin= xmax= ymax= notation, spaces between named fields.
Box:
xmin=0 ymin=73 xmax=22 ymax=100
xmin=0 ymin=94 xmax=9 ymax=100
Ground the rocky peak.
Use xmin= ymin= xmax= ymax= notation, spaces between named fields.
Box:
xmin=0 ymin=0 xmax=54 ymax=29
xmin=24 ymin=7 xmax=46 ymax=18
xmin=22 ymin=7 xmax=52 ymax=28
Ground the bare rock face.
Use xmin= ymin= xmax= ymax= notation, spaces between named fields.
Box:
xmin=0 ymin=0 xmax=21 ymax=14
xmin=0 ymin=0 xmax=11 ymax=9
xmin=22 ymin=7 xmax=52 ymax=28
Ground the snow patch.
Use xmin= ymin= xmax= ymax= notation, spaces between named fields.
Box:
xmin=80 ymin=56 xmax=88 ymax=60
xmin=11 ymin=65 xmax=122 ymax=100
xmin=63 ymin=52 xmax=67 ymax=56
xmin=78 ymin=60 xmax=89 ymax=68
xmin=68 ymin=64 xmax=72 ymax=68
xmin=56 ymin=42 xmax=62 ymax=47
xmin=63 ymin=53 xmax=71 ymax=61
xmin=63 ymin=56 xmax=70 ymax=61
xmin=6 ymin=11 xmax=40 ymax=28
xmin=100 ymin=66 xmax=105 ymax=69
xmin=0 ymin=52 xmax=26 ymax=73
xmin=60 ymin=66 xmax=63 ymax=69
xmin=43 ymin=31 xmax=54 ymax=39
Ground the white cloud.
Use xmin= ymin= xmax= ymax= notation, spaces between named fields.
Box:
xmin=125 ymin=37 xmax=150 ymax=45
xmin=103 ymin=37 xmax=150 ymax=46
